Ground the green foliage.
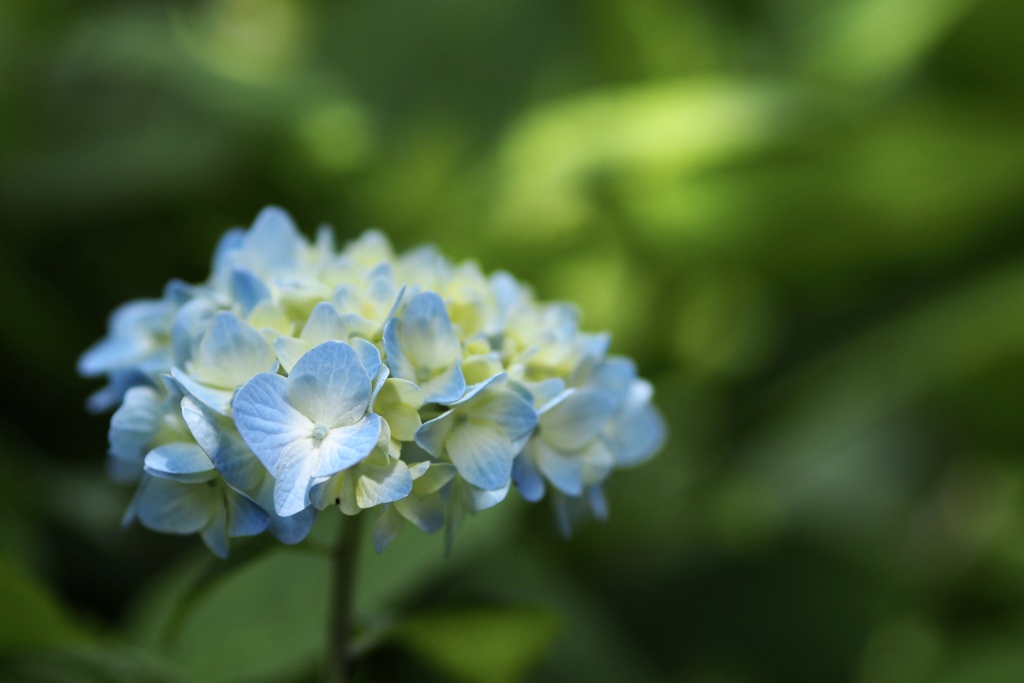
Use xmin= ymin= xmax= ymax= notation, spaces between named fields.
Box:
xmin=391 ymin=607 xmax=561 ymax=683
xmin=0 ymin=557 xmax=86 ymax=652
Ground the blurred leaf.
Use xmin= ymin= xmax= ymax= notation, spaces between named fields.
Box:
xmin=803 ymin=0 xmax=980 ymax=85
xmin=392 ymin=606 xmax=561 ymax=683
xmin=0 ymin=556 xmax=86 ymax=651
xmin=493 ymin=78 xmax=802 ymax=239
xmin=164 ymin=547 xmax=330 ymax=683
xmin=0 ymin=644 xmax=188 ymax=683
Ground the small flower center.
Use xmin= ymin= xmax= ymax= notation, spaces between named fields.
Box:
xmin=312 ymin=424 xmax=329 ymax=440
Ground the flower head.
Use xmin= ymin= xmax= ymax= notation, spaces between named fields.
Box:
xmin=81 ymin=207 xmax=665 ymax=556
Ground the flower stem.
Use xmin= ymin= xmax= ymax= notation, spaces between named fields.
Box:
xmin=326 ymin=512 xmax=362 ymax=683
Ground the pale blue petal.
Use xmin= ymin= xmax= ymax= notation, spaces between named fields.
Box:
xmin=250 ymin=476 xmax=317 ymax=543
xmin=339 ymin=313 xmax=378 ymax=340
xmin=382 ymin=318 xmax=417 ymax=382
xmin=587 ymin=484 xmax=609 ymax=522
xmin=232 ymin=372 xmax=313 ymax=474
xmin=512 ymin=451 xmax=545 ymax=503
xmin=269 ymin=506 xmax=317 ymax=544
xmin=586 ymin=357 xmax=636 ymax=402
xmin=414 ymin=410 xmax=456 ymax=457
xmin=408 ymin=461 xmax=431 ymax=479
xmin=515 ymin=377 xmax=565 ymax=408
xmin=539 ymin=388 xmax=617 ymax=452
xmin=395 ymin=493 xmax=447 ymax=533
xmin=552 ymin=492 xmax=574 ymax=538
xmin=163 ymin=278 xmax=195 ymax=305
xmin=231 ymin=267 xmax=272 ymax=316
xmin=308 ymin=471 xmax=353 ymax=511
xmin=78 ymin=299 xmax=174 ymax=376
xmin=449 ymin=372 xmax=505 ymax=406
xmin=107 ymin=454 xmax=143 ymax=483
xmin=86 ymin=368 xmax=151 ymax=413
xmin=243 ymin=206 xmax=303 ymax=274
xmin=226 ymin=490 xmax=270 ymax=537
xmin=191 ymin=311 xmax=277 ymax=389
xmin=180 ymin=397 xmax=266 ymax=491
xmin=372 ymin=506 xmax=405 ymax=553
xmin=274 ymin=448 xmax=318 ymax=517
xmin=533 ymin=439 xmax=585 ymax=496
xmin=418 ymin=362 xmax=466 ymax=405
xmin=446 ymin=419 xmax=514 ymax=490
xmin=121 ymin=486 xmax=140 ymax=527
xmin=170 ymin=368 xmax=235 ymax=415
xmin=355 ymin=458 xmax=413 ymax=508
xmin=611 ymin=400 xmax=666 ymax=467
xmin=369 ymin=363 xmax=390 ymax=405
xmin=201 ymin=505 xmax=229 ymax=559
xmin=135 ymin=476 xmax=216 ymax=535
xmin=274 ymin=337 xmax=312 ymax=374
xmin=411 ymin=462 xmax=457 ymax=494
xmin=171 ymin=298 xmax=217 ymax=367
xmin=287 ymin=341 xmax=371 ymax=427
xmin=351 ymin=337 xmax=382 ymax=380
xmin=312 ymin=414 xmax=382 ymax=477
xmin=108 ymin=386 xmax=163 ymax=461
xmin=469 ymin=389 xmax=537 ymax=441
xmin=78 ymin=336 xmax=143 ymax=378
xmin=144 ymin=443 xmax=215 ymax=482
xmin=463 ymin=481 xmax=510 ymax=513
xmin=211 ymin=227 xmax=245 ymax=290
xmin=315 ymin=225 xmax=335 ymax=253
xmin=396 ymin=292 xmax=462 ymax=370
xmin=568 ymin=332 xmax=612 ymax=384
xmin=580 ymin=438 xmax=615 ymax=485
xmin=301 ymin=302 xmax=347 ymax=343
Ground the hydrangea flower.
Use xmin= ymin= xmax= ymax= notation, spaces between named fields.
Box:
xmin=81 ymin=206 xmax=665 ymax=556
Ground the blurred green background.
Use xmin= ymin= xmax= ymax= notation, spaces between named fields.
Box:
xmin=3 ymin=0 xmax=1024 ymax=681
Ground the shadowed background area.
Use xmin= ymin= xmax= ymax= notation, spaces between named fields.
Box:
xmin=2 ymin=0 xmax=1024 ymax=681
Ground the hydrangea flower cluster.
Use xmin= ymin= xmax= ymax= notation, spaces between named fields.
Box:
xmin=79 ymin=208 xmax=665 ymax=557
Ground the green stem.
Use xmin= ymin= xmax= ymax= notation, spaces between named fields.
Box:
xmin=326 ymin=513 xmax=363 ymax=683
